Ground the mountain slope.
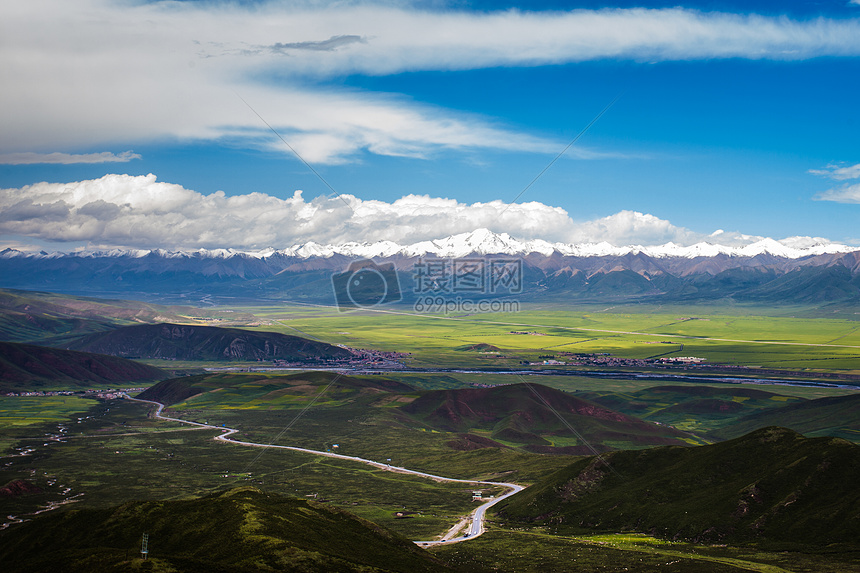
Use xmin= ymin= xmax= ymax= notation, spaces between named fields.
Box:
xmin=0 ymin=487 xmax=450 ymax=573
xmin=62 ymin=323 xmax=352 ymax=362
xmin=400 ymin=383 xmax=699 ymax=453
xmin=0 ymin=288 xmax=252 ymax=343
xmin=137 ymin=370 xmax=415 ymax=407
xmin=0 ymin=341 xmax=167 ymax=390
xmin=496 ymin=427 xmax=860 ymax=548
xmin=714 ymin=393 xmax=860 ymax=442
xmin=577 ymin=385 xmax=807 ymax=435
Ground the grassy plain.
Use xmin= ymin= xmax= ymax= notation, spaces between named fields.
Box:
xmin=240 ymin=303 xmax=860 ymax=374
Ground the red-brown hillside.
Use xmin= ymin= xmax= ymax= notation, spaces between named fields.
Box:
xmin=401 ymin=383 xmax=696 ymax=452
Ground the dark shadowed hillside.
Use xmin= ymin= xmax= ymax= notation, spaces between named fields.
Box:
xmin=400 ymin=383 xmax=699 ymax=453
xmin=62 ymin=322 xmax=353 ymax=362
xmin=0 ymin=487 xmax=450 ymax=573
xmin=497 ymin=427 xmax=860 ymax=548
xmin=0 ymin=341 xmax=167 ymax=390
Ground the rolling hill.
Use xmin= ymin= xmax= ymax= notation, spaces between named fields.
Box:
xmin=496 ymin=427 xmax=860 ymax=548
xmin=400 ymin=383 xmax=701 ymax=453
xmin=0 ymin=487 xmax=450 ymax=573
xmin=0 ymin=341 xmax=167 ymax=390
xmin=62 ymin=323 xmax=353 ymax=362
xmin=137 ymin=370 xmax=415 ymax=407
xmin=576 ymin=385 xmax=807 ymax=435
xmin=714 ymin=393 xmax=860 ymax=442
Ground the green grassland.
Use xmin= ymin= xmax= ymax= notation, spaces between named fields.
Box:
xmin=0 ymin=395 xmax=94 ymax=426
xmin=0 ymin=395 xmax=96 ymax=452
xmin=238 ymin=303 xmax=860 ymax=373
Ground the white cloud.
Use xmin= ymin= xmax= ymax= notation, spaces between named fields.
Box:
xmin=4 ymin=1 xmax=860 ymax=163
xmin=810 ymin=162 xmax=860 ymax=203
xmin=809 ymin=162 xmax=860 ymax=180
xmin=0 ymin=151 xmax=140 ymax=165
xmin=567 ymin=210 xmax=701 ymax=246
xmin=815 ymin=182 xmax=860 ymax=204
xmin=0 ymin=173 xmax=795 ymax=251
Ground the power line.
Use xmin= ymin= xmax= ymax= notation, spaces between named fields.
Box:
xmin=496 ymin=91 xmax=624 ymax=221
xmin=234 ymin=91 xmax=354 ymax=213
xmin=516 ymin=374 xmax=621 ymax=477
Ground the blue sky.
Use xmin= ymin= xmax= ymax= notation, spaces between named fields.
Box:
xmin=1 ymin=0 xmax=860 ymax=251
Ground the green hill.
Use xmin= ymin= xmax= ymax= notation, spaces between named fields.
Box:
xmin=496 ymin=427 xmax=860 ymax=548
xmin=137 ymin=370 xmax=415 ymax=407
xmin=63 ymin=323 xmax=352 ymax=362
xmin=0 ymin=487 xmax=450 ymax=573
xmin=715 ymin=393 xmax=860 ymax=442
xmin=400 ymin=383 xmax=700 ymax=453
xmin=0 ymin=341 xmax=167 ymax=391
xmin=577 ymin=385 xmax=806 ymax=435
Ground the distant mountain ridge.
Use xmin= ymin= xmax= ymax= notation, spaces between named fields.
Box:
xmin=2 ymin=227 xmax=855 ymax=260
xmin=3 ymin=229 xmax=860 ymax=304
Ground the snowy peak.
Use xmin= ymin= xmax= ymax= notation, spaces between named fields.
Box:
xmin=2 ymin=229 xmax=856 ymax=261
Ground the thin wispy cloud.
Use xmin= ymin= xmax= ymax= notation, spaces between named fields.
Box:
xmin=809 ymin=163 xmax=860 ymax=181
xmin=4 ymin=1 xmax=860 ymax=164
xmin=0 ymin=151 xmax=140 ymax=165
xmin=269 ymin=35 xmax=367 ymax=53
xmin=815 ymin=183 xmax=860 ymax=204
xmin=811 ymin=162 xmax=860 ymax=203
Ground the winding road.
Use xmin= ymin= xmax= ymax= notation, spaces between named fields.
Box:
xmin=126 ymin=395 xmax=523 ymax=545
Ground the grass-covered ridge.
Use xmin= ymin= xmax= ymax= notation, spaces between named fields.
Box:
xmin=496 ymin=427 xmax=860 ymax=548
xmin=63 ymin=322 xmax=352 ymax=362
xmin=0 ymin=340 xmax=167 ymax=391
xmin=0 ymin=486 xmax=451 ymax=573
xmin=400 ymin=383 xmax=703 ymax=452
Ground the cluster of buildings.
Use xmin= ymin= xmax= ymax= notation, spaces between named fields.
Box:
xmin=520 ymin=352 xmax=709 ymax=369
xmin=272 ymin=347 xmax=411 ymax=369
xmin=2 ymin=387 xmax=149 ymax=398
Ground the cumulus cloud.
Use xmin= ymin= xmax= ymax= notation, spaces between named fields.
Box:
xmin=0 ymin=151 xmax=140 ymax=165
xmin=4 ymin=1 xmax=860 ymax=163
xmin=0 ymin=173 xmax=735 ymax=250
xmin=567 ymin=211 xmax=702 ymax=246
xmin=0 ymin=173 xmax=823 ymax=251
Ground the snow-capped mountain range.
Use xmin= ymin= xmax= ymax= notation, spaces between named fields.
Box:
xmin=2 ymin=228 xmax=855 ymax=261
xmin=3 ymin=228 xmax=860 ymax=305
